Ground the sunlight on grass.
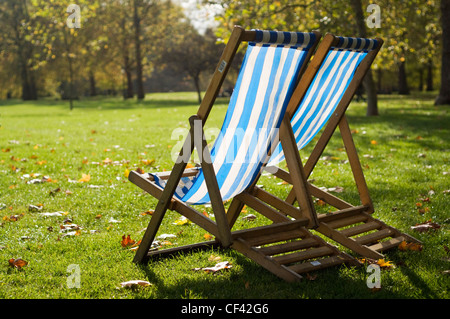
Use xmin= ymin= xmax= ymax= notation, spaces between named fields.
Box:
xmin=0 ymin=92 xmax=449 ymax=299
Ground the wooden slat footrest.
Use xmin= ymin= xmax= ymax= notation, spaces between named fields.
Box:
xmin=368 ymin=236 xmax=405 ymax=252
xmin=288 ymin=255 xmax=349 ymax=274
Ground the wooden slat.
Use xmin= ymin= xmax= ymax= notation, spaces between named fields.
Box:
xmin=340 ymin=221 xmax=382 ymax=237
xmin=232 ymin=238 xmax=303 ymax=282
xmin=368 ymin=236 xmax=406 ymax=252
xmin=257 ymin=238 xmax=319 ymax=256
xmin=323 ymin=213 xmax=369 ymax=229
xmin=231 ymin=219 xmax=309 ymax=241
xmin=147 ymin=168 xmax=199 ymax=181
xmin=273 ymin=246 xmax=333 ymax=265
xmin=288 ymin=255 xmax=347 ymax=274
xmin=354 ymin=228 xmax=394 ymax=245
xmin=242 ymin=229 xmax=306 ymax=247
xmin=252 ymin=186 xmax=303 ymax=219
xmin=317 ymin=205 xmax=368 ymax=224
xmin=316 ymin=222 xmax=385 ymax=260
xmin=236 ymin=192 xmax=290 ymax=223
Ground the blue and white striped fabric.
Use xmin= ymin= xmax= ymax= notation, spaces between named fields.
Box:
xmin=268 ymin=36 xmax=379 ymax=165
xmin=151 ymin=30 xmax=317 ymax=205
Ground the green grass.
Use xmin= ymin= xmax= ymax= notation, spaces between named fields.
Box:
xmin=0 ymin=92 xmax=449 ymax=299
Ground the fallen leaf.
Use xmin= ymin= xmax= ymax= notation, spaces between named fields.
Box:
xmin=242 ymin=214 xmax=256 ymax=221
xmin=8 ymin=258 xmax=28 ymax=270
xmin=28 ymin=204 xmax=43 ymax=212
xmin=78 ymin=173 xmax=91 ymax=183
xmin=39 ymin=212 xmax=64 ymax=217
xmin=306 ymin=273 xmax=318 ymax=281
xmin=121 ymin=235 xmax=135 ymax=247
xmin=157 ymin=234 xmax=176 ymax=240
xmin=173 ymin=216 xmax=191 ymax=226
xmin=204 ymin=233 xmax=213 ymax=240
xmin=398 ymin=241 xmax=423 ymax=251
xmin=411 ymin=220 xmax=441 ymax=232
xmin=377 ymin=259 xmax=394 ymax=269
xmin=120 ymin=280 xmax=152 ymax=288
xmin=194 ymin=261 xmax=232 ymax=273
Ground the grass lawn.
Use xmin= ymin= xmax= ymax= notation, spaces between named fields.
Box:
xmin=0 ymin=91 xmax=449 ymax=300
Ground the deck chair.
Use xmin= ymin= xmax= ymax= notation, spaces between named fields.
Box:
xmin=261 ymin=34 xmax=421 ymax=260
xmin=128 ymin=26 xmax=360 ymax=282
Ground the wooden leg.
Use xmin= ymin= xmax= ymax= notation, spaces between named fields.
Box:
xmin=191 ymin=116 xmax=232 ymax=247
xmin=279 ymin=116 xmax=318 ymax=228
xmin=133 ymin=128 xmax=194 ymax=263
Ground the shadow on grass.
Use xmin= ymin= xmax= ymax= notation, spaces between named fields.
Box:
xmin=135 ymin=248 xmax=418 ymax=299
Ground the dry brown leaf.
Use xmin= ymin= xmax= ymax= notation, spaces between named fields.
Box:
xmin=121 ymin=234 xmax=135 ymax=247
xmin=120 ymin=280 xmax=152 ymax=288
xmin=398 ymin=241 xmax=423 ymax=251
xmin=9 ymin=258 xmax=28 ymax=270
xmin=411 ymin=220 xmax=441 ymax=232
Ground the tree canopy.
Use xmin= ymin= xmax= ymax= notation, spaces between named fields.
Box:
xmin=0 ymin=0 xmax=448 ymax=109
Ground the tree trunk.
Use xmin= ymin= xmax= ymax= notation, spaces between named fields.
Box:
xmin=133 ymin=0 xmax=145 ymax=100
xmin=124 ymin=57 xmax=134 ymax=99
xmin=398 ymin=60 xmax=410 ymax=95
xmin=426 ymin=59 xmax=433 ymax=91
xmin=418 ymin=68 xmax=424 ymax=91
xmin=193 ymin=74 xmax=202 ymax=104
xmin=377 ymin=68 xmax=382 ymax=93
xmin=349 ymin=0 xmax=379 ymax=116
xmin=11 ymin=0 xmax=37 ymax=101
xmin=89 ymin=71 xmax=97 ymax=97
xmin=121 ymin=17 xmax=134 ymax=100
xmin=435 ymin=0 xmax=450 ymax=105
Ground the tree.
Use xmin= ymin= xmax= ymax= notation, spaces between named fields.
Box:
xmin=0 ymin=0 xmax=38 ymax=100
xmin=162 ymin=28 xmax=224 ymax=103
xmin=349 ymin=0 xmax=379 ymax=115
xmin=435 ymin=0 xmax=450 ymax=105
xmin=215 ymin=0 xmax=383 ymax=115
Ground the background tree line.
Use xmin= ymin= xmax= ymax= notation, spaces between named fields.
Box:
xmin=0 ymin=0 xmax=449 ymax=112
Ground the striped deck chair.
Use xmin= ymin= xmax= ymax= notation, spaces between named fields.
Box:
xmin=128 ymin=26 xmax=360 ymax=282
xmin=258 ymin=34 xmax=421 ymax=260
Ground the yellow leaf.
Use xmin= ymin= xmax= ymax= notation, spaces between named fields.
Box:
xmin=78 ymin=173 xmax=91 ymax=183
xmin=377 ymin=259 xmax=393 ymax=268
xmin=124 ymin=169 xmax=130 ymax=178
xmin=204 ymin=233 xmax=213 ymax=240
xmin=173 ymin=216 xmax=191 ymax=226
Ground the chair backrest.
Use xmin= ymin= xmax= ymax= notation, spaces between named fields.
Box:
xmin=153 ymin=30 xmax=319 ymax=205
xmin=268 ymin=36 xmax=381 ymax=166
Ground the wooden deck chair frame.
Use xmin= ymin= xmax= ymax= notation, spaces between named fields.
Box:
xmin=261 ymin=34 xmax=421 ymax=260
xmin=128 ymin=26 xmax=361 ymax=282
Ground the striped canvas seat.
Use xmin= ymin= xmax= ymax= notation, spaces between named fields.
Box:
xmin=151 ymin=30 xmax=318 ymax=205
xmin=268 ymin=36 xmax=380 ymax=165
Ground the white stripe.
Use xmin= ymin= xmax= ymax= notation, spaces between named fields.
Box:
xmin=225 ymin=48 xmax=302 ymax=198
xmin=183 ymin=45 xmax=263 ymax=203
xmin=217 ymin=46 xmax=278 ymax=199
xmin=292 ymin=51 xmax=348 ymax=145
xmin=185 ymin=44 xmax=276 ymax=203
xmin=297 ymin=52 xmax=360 ymax=148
